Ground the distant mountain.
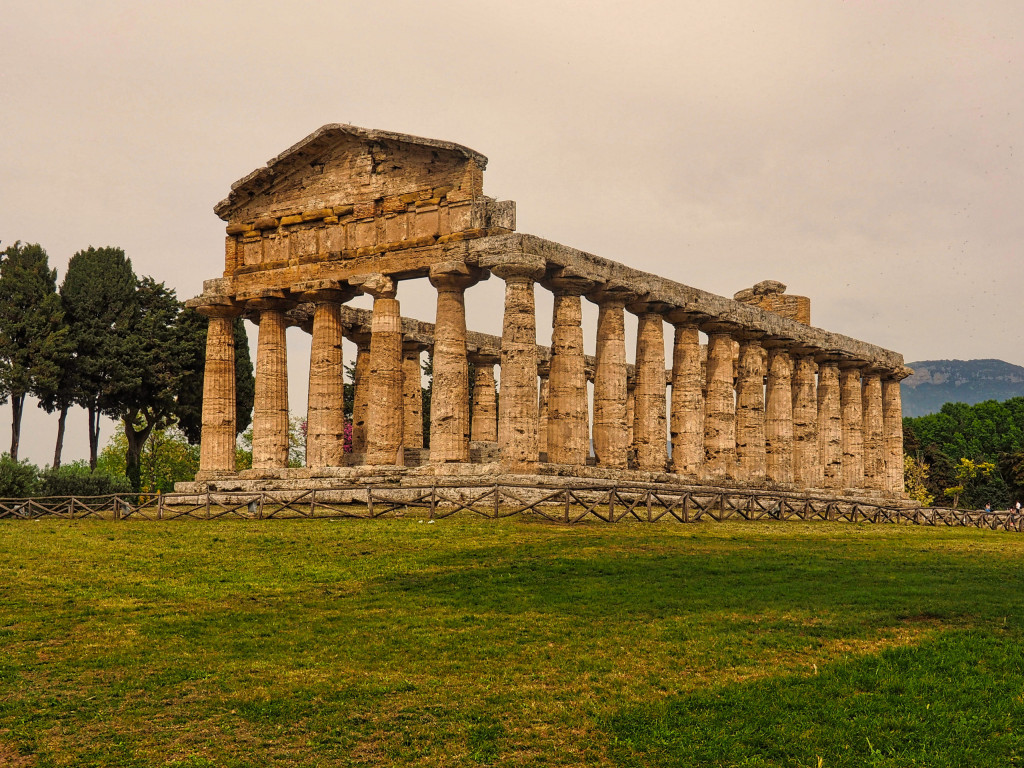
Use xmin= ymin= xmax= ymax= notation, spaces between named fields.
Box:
xmin=902 ymin=359 xmax=1024 ymax=417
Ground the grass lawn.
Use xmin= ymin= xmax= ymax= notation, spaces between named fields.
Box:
xmin=1 ymin=516 xmax=1023 ymax=767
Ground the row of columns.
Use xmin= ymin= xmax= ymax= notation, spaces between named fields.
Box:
xmin=197 ymin=261 xmax=905 ymax=498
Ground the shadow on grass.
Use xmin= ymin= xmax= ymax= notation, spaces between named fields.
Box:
xmin=602 ymin=628 xmax=1024 ymax=767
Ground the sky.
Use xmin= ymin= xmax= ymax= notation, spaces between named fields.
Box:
xmin=1 ymin=0 xmax=1022 ymax=467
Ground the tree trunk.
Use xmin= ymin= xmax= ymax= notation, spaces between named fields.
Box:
xmin=88 ymin=406 xmax=100 ymax=470
xmin=10 ymin=393 xmax=24 ymax=461
xmin=123 ymin=413 xmax=154 ymax=494
xmin=53 ymin=405 xmax=68 ymax=469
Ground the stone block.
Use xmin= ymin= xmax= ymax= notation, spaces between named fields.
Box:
xmin=280 ymin=214 xmax=303 ymax=226
xmin=413 ymin=207 xmax=440 ymax=239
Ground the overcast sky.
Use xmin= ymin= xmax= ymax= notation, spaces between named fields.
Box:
xmin=2 ymin=1 xmax=1021 ymax=467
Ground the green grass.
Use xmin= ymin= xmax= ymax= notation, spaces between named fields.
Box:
xmin=1 ymin=517 xmax=1023 ymax=766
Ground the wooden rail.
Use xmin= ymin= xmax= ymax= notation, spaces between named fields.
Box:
xmin=0 ymin=483 xmax=1021 ymax=532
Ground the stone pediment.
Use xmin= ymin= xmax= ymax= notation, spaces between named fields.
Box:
xmin=214 ymin=124 xmax=489 ymax=225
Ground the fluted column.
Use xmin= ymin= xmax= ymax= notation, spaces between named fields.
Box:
xmin=545 ymin=276 xmax=592 ymax=466
xmin=252 ymin=301 xmax=291 ymax=469
xmin=350 ymin=335 xmax=371 ymax=455
xmin=735 ymin=337 xmax=766 ymax=485
xmin=704 ymin=329 xmax=737 ymax=483
xmin=589 ymin=291 xmax=629 ymax=468
xmin=817 ymin=360 xmax=842 ymax=489
xmin=668 ymin=315 xmax=704 ymax=479
xmin=469 ymin=352 xmax=499 ymax=442
xmin=861 ymin=371 xmax=885 ymax=491
xmin=537 ymin=363 xmax=550 ymax=459
xmin=304 ymin=287 xmax=354 ymax=469
xmin=791 ymin=354 xmax=820 ymax=489
xmin=630 ymin=304 xmax=668 ymax=472
xmin=882 ymin=375 xmax=906 ymax=498
xmin=428 ymin=263 xmax=483 ymax=463
xmin=765 ymin=346 xmax=794 ymax=487
xmin=493 ymin=259 xmax=545 ymax=473
xmin=402 ymin=342 xmax=424 ymax=450
xmin=197 ymin=305 xmax=240 ymax=475
xmin=625 ymin=376 xmax=636 ymax=459
xmin=840 ymin=365 xmax=864 ymax=489
xmin=353 ymin=274 xmax=404 ymax=466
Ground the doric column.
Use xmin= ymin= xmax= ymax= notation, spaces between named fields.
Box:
xmin=428 ymin=262 xmax=484 ymax=463
xmin=349 ymin=334 xmax=371 ymax=455
xmin=352 ymin=274 xmax=404 ymax=466
xmin=469 ymin=351 xmax=499 ymax=442
xmin=861 ymin=371 xmax=885 ymax=491
xmin=544 ymin=274 xmax=593 ymax=466
xmin=882 ymin=374 xmax=906 ymax=498
xmin=402 ymin=341 xmax=425 ymax=450
xmin=629 ymin=303 xmax=668 ymax=472
xmin=764 ymin=345 xmax=794 ymax=487
xmin=704 ymin=328 xmax=738 ymax=483
xmin=196 ymin=304 xmax=240 ymax=476
xmin=589 ymin=290 xmax=629 ymax=469
xmin=791 ymin=353 xmax=820 ymax=489
xmin=817 ymin=360 xmax=842 ymax=489
xmin=840 ymin=365 xmax=865 ymax=489
xmin=735 ymin=336 xmax=766 ymax=485
xmin=302 ymin=284 xmax=356 ymax=470
xmin=537 ymin=362 xmax=550 ymax=459
xmin=625 ymin=375 xmax=636 ymax=458
xmin=492 ymin=258 xmax=546 ymax=473
xmin=667 ymin=313 xmax=703 ymax=479
xmin=251 ymin=299 xmax=292 ymax=469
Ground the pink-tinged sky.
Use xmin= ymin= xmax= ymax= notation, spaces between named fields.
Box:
xmin=1 ymin=0 xmax=1021 ymax=466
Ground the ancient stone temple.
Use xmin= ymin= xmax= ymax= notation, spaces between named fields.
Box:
xmin=185 ymin=124 xmax=911 ymax=499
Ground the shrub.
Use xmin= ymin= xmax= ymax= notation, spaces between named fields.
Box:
xmin=0 ymin=453 xmax=39 ymax=498
xmin=37 ymin=461 xmax=131 ymax=497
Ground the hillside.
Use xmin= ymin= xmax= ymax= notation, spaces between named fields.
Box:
xmin=902 ymin=359 xmax=1024 ymax=417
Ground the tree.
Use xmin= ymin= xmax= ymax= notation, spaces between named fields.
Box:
xmin=60 ymin=247 xmax=139 ymax=469
xmin=97 ymin=424 xmax=199 ymax=493
xmin=174 ymin=310 xmax=254 ymax=445
xmin=0 ymin=243 xmax=69 ymax=460
xmin=903 ymin=454 xmax=934 ymax=506
xmin=942 ymin=458 xmax=995 ymax=509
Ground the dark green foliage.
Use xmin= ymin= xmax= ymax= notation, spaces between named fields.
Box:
xmin=175 ymin=313 xmax=254 ymax=445
xmin=904 ymin=397 xmax=1024 ymax=508
xmin=0 ymin=453 xmax=38 ymax=497
xmin=60 ymin=246 xmax=140 ymax=467
xmin=0 ymin=242 xmax=69 ymax=460
xmin=36 ymin=461 xmax=131 ymax=496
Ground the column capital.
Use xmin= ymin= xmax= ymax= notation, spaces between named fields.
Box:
xmin=429 ymin=260 xmax=487 ymax=291
xmin=586 ymin=283 xmax=633 ymax=308
xmin=626 ymin=299 xmax=673 ymax=316
xmin=239 ymin=290 xmax=296 ymax=313
xmin=887 ymin=365 xmax=914 ymax=382
xmin=402 ymin=339 xmax=427 ymax=354
xmin=193 ymin=299 xmax=242 ymax=319
xmin=468 ymin=350 xmax=500 ymax=366
xmin=350 ymin=272 xmax=397 ymax=299
xmin=484 ymin=253 xmax=546 ymax=282
xmin=294 ymin=279 xmax=360 ymax=305
xmin=542 ymin=266 xmax=597 ymax=296
xmin=537 ymin=360 xmax=551 ymax=377
xmin=665 ymin=309 xmax=705 ymax=327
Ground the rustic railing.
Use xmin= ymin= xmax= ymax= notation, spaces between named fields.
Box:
xmin=0 ymin=483 xmax=1020 ymax=532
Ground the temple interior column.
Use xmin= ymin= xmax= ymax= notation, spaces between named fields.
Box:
xmin=630 ymin=305 xmax=668 ymax=472
xmin=791 ymin=353 xmax=820 ymax=489
xmin=625 ymin=375 xmax=636 ymax=462
xmin=545 ymin=276 xmax=592 ymax=466
xmin=861 ymin=371 xmax=885 ymax=491
xmin=469 ymin=352 xmax=499 ymax=442
xmin=537 ymin=363 xmax=550 ymax=459
xmin=589 ymin=291 xmax=629 ymax=468
xmin=668 ymin=315 xmax=704 ymax=480
xmin=492 ymin=259 xmax=545 ymax=473
xmin=765 ymin=345 xmax=794 ymax=487
xmin=402 ymin=341 xmax=424 ymax=451
xmin=817 ymin=360 xmax=842 ymax=489
xmin=349 ymin=334 xmax=371 ymax=455
xmin=251 ymin=301 xmax=291 ymax=469
xmin=735 ymin=336 xmax=766 ymax=485
xmin=882 ymin=375 xmax=906 ymax=498
xmin=304 ymin=287 xmax=353 ymax=470
xmin=840 ymin=365 xmax=865 ymax=489
xmin=197 ymin=306 xmax=239 ymax=475
xmin=353 ymin=273 xmax=404 ymax=466
xmin=704 ymin=328 xmax=738 ymax=483
xmin=428 ymin=263 xmax=482 ymax=463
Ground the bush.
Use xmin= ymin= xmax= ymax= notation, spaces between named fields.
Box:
xmin=0 ymin=454 xmax=39 ymax=498
xmin=37 ymin=461 xmax=131 ymax=497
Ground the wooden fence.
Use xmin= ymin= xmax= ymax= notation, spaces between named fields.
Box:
xmin=0 ymin=482 xmax=1020 ymax=532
